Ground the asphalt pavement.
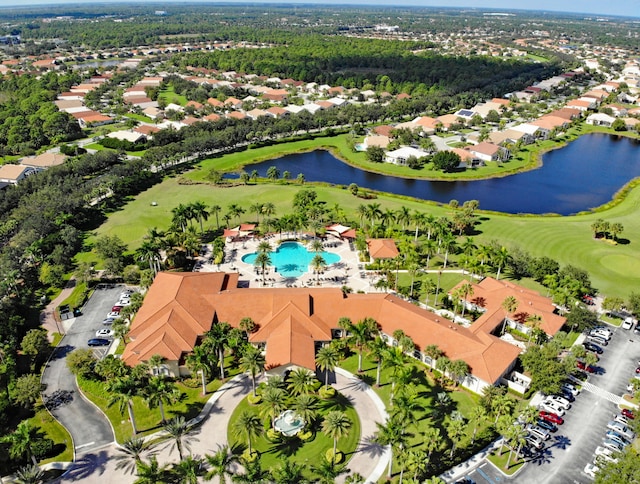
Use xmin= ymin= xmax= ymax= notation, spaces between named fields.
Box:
xmin=41 ymin=284 xmax=126 ymax=455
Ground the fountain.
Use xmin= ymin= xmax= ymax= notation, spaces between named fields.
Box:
xmin=273 ymin=409 xmax=305 ymax=437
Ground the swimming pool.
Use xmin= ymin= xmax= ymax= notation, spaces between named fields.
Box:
xmin=241 ymin=241 xmax=341 ymax=278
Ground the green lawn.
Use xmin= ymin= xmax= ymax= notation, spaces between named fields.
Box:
xmin=487 ymin=447 xmax=525 ymax=475
xmin=29 ymin=409 xmax=74 ymax=464
xmin=227 ymin=393 xmax=360 ymax=474
xmin=159 ymin=85 xmax=188 ymax=107
xmin=125 ymin=113 xmax=154 ymax=124
xmin=85 ymin=142 xmax=146 ymax=157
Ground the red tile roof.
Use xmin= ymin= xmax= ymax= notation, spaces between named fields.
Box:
xmin=366 ymin=239 xmax=399 ymax=259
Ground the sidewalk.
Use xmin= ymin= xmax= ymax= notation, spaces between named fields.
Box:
xmin=40 ymin=277 xmax=76 ymax=342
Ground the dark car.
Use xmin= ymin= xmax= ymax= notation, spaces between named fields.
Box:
xmin=558 ymin=390 xmax=575 ymax=402
xmin=87 ymin=338 xmax=110 ymax=347
xmin=536 ymin=418 xmax=558 ymax=433
xmin=634 ymin=323 xmax=640 ymax=335
xmin=583 ymin=342 xmax=603 ymax=354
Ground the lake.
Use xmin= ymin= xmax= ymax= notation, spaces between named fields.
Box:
xmin=240 ymin=133 xmax=640 ymax=215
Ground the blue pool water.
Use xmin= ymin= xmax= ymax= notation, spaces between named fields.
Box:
xmin=241 ymin=241 xmax=341 ymax=278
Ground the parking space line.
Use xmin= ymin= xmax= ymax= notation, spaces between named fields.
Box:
xmin=477 ymin=464 xmax=494 ymax=483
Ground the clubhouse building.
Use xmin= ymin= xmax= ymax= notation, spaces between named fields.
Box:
xmin=123 ymin=272 xmax=564 ymax=394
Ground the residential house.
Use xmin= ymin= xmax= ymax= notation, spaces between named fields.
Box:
xmin=363 ymin=135 xmax=390 ymax=150
xmin=436 ymin=114 xmax=462 ymax=131
xmin=74 ymin=111 xmax=114 ymax=128
xmin=586 ymin=113 xmax=616 ymax=127
xmin=465 ymin=142 xmax=507 ymax=162
xmin=107 ymin=130 xmax=147 ymax=143
xmin=566 ymin=99 xmax=595 ymax=112
xmin=224 ymin=97 xmax=243 ymax=110
xmin=21 ymin=153 xmax=67 ymax=170
xmin=207 ymin=98 xmax=225 ymax=109
xmin=134 ymin=125 xmax=160 ymax=138
xmin=246 ymin=108 xmax=268 ymax=120
xmin=384 ymin=146 xmax=429 ymax=165
xmin=266 ymin=107 xmax=289 ymax=118
xmin=488 ymin=129 xmax=531 ymax=146
xmin=143 ymin=107 xmax=163 ymax=120
xmin=0 ymin=164 xmax=35 ymax=185
xmin=366 ymin=239 xmax=399 ymax=260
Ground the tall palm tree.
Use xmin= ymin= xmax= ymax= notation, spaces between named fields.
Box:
xmin=458 ymin=282 xmax=474 ymax=318
xmin=423 ymin=344 xmax=443 ymax=372
xmin=447 ymin=418 xmax=466 ymax=458
xmin=491 ymin=394 xmax=515 ymax=424
xmin=270 ymin=458 xmax=307 ymax=484
xmin=261 ymin=202 xmax=276 ymax=222
xmin=191 ymin=201 xmax=210 ymax=234
xmin=396 ymin=206 xmax=411 ymax=232
xmin=239 ymin=345 xmax=265 ymax=397
xmin=293 ymin=393 xmax=318 ymax=427
xmin=493 ymin=246 xmax=511 ymax=280
xmin=367 ymin=336 xmax=387 ymax=387
xmin=254 ymin=251 xmax=271 ymax=285
xmin=348 ymin=317 xmax=378 ymax=373
xmin=210 ymin=205 xmax=221 ymax=230
xmin=171 ymin=455 xmax=205 ymax=484
xmin=203 ymin=322 xmax=232 ymax=380
xmin=204 ymin=445 xmax=237 ymax=484
xmin=315 ymin=345 xmax=339 ymax=389
xmin=422 ymin=426 xmax=441 ymax=466
xmin=227 ymin=203 xmax=245 ymax=225
xmin=115 ymin=437 xmax=156 ymax=475
xmin=469 ymin=406 xmax=488 ymax=444
xmin=137 ymin=240 xmax=162 ymax=275
xmin=382 ymin=346 xmax=406 ymax=398
xmin=185 ymin=344 xmax=215 ymax=395
xmin=321 ymin=410 xmax=351 ymax=459
xmin=233 ymin=411 xmax=263 ymax=455
xmin=500 ymin=296 xmax=518 ymax=336
xmin=135 ymin=456 xmax=169 ymax=484
xmin=310 ymin=254 xmax=327 ymax=285
xmin=1 ymin=421 xmax=38 ymax=465
xmin=143 ymin=376 xmax=180 ymax=423
xmin=365 ymin=202 xmax=382 ymax=227
xmin=374 ymin=416 xmax=410 ymax=478
xmin=161 ymin=416 xmax=198 ymax=461
xmin=440 ymin=232 xmax=457 ymax=269
xmin=310 ymin=456 xmax=348 ymax=484
xmin=260 ymin=386 xmax=287 ymax=429
xmin=106 ymin=376 xmax=140 ymax=435
xmin=171 ymin=204 xmax=190 ymax=232
xmin=287 ymin=368 xmax=317 ymax=395
xmin=250 ymin=202 xmax=263 ymax=225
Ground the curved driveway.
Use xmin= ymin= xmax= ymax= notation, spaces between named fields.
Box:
xmin=58 ymin=370 xmax=389 ymax=483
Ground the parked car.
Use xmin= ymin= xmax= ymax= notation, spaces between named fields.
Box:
xmin=584 ymin=462 xmax=599 ymax=479
xmin=543 ymin=395 xmax=572 ymax=410
xmin=589 ymin=329 xmax=611 ymax=340
xmin=604 ymin=430 xmax=630 ymax=447
xmin=614 ymin=414 xmax=630 ymax=426
xmin=583 ymin=342 xmax=603 ymax=354
xmin=539 ymin=410 xmax=564 ymax=425
xmin=577 ymin=360 xmax=596 ymax=373
xmin=87 ymin=338 xmax=110 ymax=347
xmin=602 ymin=438 xmax=625 ymax=453
xmin=524 ymin=433 xmax=545 ymax=451
xmin=527 ymin=424 xmax=550 ymax=441
xmin=621 ymin=409 xmax=635 ymax=419
xmin=606 ymin=421 xmax=635 ymax=441
xmin=622 ymin=317 xmax=634 ymax=330
xmin=594 ymin=446 xmax=619 ymax=463
xmin=582 ymin=295 xmax=595 ymax=305
xmin=102 ymin=318 xmax=115 ymax=325
xmin=562 ymin=382 xmax=580 ymax=396
xmin=634 ymin=323 xmax=640 ymax=335
xmin=117 ymin=299 xmax=131 ymax=306
xmin=559 ymin=390 xmax=575 ymax=402
xmin=107 ymin=311 xmax=121 ymax=319
xmin=111 ymin=305 xmax=123 ymax=312
xmin=535 ymin=418 xmax=557 ymax=433
xmin=587 ymin=336 xmax=609 ymax=347
xmin=95 ymin=328 xmax=114 ymax=338
xmin=539 ymin=401 xmax=566 ymax=416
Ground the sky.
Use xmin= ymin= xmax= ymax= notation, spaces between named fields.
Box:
xmin=0 ymin=0 xmax=637 ymax=18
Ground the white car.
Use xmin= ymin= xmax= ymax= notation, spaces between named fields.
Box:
xmin=543 ymin=395 xmax=571 ymax=410
xmin=622 ymin=318 xmax=634 ymax=330
xmin=589 ymin=329 xmax=611 ymax=340
xmin=107 ymin=311 xmax=121 ymax=319
xmin=607 ymin=421 xmax=635 ymax=441
xmin=602 ymin=438 xmax=625 ymax=453
xmin=117 ymin=299 xmax=131 ymax=306
xmin=96 ymin=328 xmax=114 ymax=338
xmin=594 ymin=446 xmax=619 ymax=463
xmin=539 ymin=401 xmax=566 ymax=417
xmin=526 ymin=424 xmax=550 ymax=441
xmin=614 ymin=414 xmax=630 ymax=426
xmin=584 ymin=462 xmax=599 ymax=479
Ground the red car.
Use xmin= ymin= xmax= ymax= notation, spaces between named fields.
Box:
xmin=635 ymin=367 xmax=640 ymax=374
xmin=540 ymin=410 xmax=564 ymax=425
xmin=622 ymin=409 xmax=635 ymax=419
xmin=577 ymin=361 xmax=596 ymax=373
xmin=111 ymin=306 xmax=122 ymax=312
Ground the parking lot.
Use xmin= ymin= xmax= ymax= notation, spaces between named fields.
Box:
xmin=506 ymin=326 xmax=639 ymax=484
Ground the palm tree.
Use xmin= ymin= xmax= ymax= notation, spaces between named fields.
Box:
xmin=293 ymin=393 xmax=318 ymax=426
xmin=171 ymin=204 xmax=190 ymax=232
xmin=14 ymin=464 xmax=44 ymax=484
xmin=356 ymin=204 xmax=368 ymax=229
xmin=204 ymin=445 xmax=236 ymax=484
xmin=500 ymin=296 xmax=518 ymax=336
xmin=457 ymin=282 xmax=474 ymax=318
xmin=135 ymin=456 xmax=169 ymax=484
xmin=1 ymin=421 xmax=38 ymax=465
xmin=396 ymin=206 xmax=411 ymax=232
xmin=254 ymin=251 xmax=271 ymax=285
xmin=227 ymin=203 xmax=245 ymax=225
xmin=191 ymin=201 xmax=210 ymax=234
xmin=261 ymin=202 xmax=276 ymax=221
xmin=115 ymin=437 xmax=156 ymax=475
xmin=143 ymin=376 xmax=180 ymax=423
xmin=422 ymin=426 xmax=441 ymax=466
xmin=250 ymin=202 xmax=263 ymax=225
xmin=171 ymin=456 xmax=205 ymax=484
xmin=423 ymin=344 xmax=443 ymax=372
xmin=210 ymin=204 xmax=221 ymax=229
xmin=447 ymin=359 xmax=470 ymax=387
xmin=266 ymin=165 xmax=280 ymax=181
xmin=493 ymin=246 xmax=511 ymax=280
xmin=440 ymin=232 xmax=457 ymax=268
xmin=365 ymin=202 xmax=382 ymax=227
xmin=233 ymin=411 xmax=263 ymax=455
xmin=161 ymin=416 xmax=198 ymax=461
xmin=260 ymin=386 xmax=287 ymax=429
xmin=204 ymin=322 xmax=232 ymax=380
xmin=469 ymin=406 xmax=488 ymax=444
xmin=310 ymin=456 xmax=348 ymax=484
xmin=287 ymin=368 xmax=317 ymax=395
xmin=270 ymin=458 xmax=307 ymax=484
xmin=447 ymin=418 xmax=466 ymax=458
xmin=315 ymin=345 xmax=339 ymax=389
xmin=367 ymin=336 xmax=387 ymax=387
xmin=310 ymin=254 xmax=327 ymax=285
xmin=185 ymin=344 xmax=215 ymax=395
xmin=106 ymin=376 xmax=140 ymax=435
xmin=239 ymin=345 xmax=265 ymax=397
xmin=347 ymin=317 xmax=378 ymax=373
xmin=321 ymin=410 xmax=352 ymax=459
xmin=382 ymin=346 xmax=406 ymax=399
xmin=491 ymin=394 xmax=515 ymax=424
xmin=504 ymin=424 xmax=528 ymax=469
xmin=374 ymin=416 xmax=410 ymax=478
xmin=390 ymin=387 xmax=423 ymax=428
xmin=137 ymin=240 xmax=162 ymax=276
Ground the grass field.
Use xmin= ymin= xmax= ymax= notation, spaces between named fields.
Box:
xmin=30 ymin=409 xmax=74 ymax=464
xmin=158 ymin=85 xmax=187 ymax=107
xmin=87 ymin=168 xmax=640 ymax=299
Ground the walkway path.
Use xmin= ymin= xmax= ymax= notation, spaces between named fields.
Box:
xmin=57 ymin=370 xmax=389 ymax=483
xmin=40 ymin=277 xmax=76 ymax=341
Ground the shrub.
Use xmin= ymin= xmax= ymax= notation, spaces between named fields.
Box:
xmin=180 ymin=377 xmax=201 ymax=388
xmin=32 ymin=438 xmax=54 ymax=459
xmin=325 ymin=448 xmax=344 ymax=464
xmin=298 ymin=430 xmax=314 ymax=442
xmin=241 ymin=449 xmax=259 ymax=462
xmin=66 ymin=349 xmax=96 ymax=378
xmin=247 ymin=394 xmax=262 ymax=405
xmin=266 ymin=428 xmax=281 ymax=442
xmin=318 ymin=386 xmax=336 ymax=399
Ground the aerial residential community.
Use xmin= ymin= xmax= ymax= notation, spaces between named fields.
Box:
xmin=1 ymin=2 xmax=640 ymax=483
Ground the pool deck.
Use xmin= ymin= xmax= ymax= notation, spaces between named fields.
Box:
xmin=194 ymin=233 xmax=379 ymax=293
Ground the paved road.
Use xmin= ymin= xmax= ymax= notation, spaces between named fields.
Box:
xmin=507 ymin=327 xmax=639 ymax=484
xmin=42 ymin=285 xmax=125 ymax=455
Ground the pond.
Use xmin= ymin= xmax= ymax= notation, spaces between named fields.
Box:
xmin=240 ymin=134 xmax=640 ymax=215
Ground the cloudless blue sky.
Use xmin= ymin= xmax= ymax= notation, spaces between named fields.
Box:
xmin=0 ymin=0 xmax=637 ymax=18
